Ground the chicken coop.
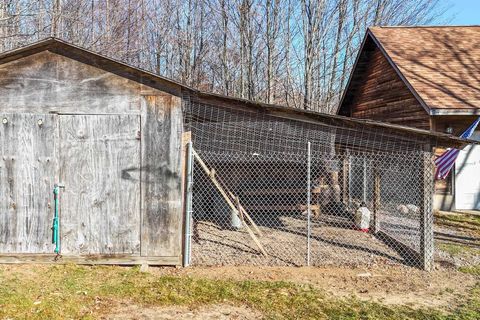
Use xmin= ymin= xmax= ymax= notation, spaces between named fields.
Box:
xmin=182 ymin=94 xmax=468 ymax=271
xmin=0 ymin=38 xmax=467 ymax=269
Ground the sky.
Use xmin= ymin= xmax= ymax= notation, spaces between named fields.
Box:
xmin=445 ymin=0 xmax=480 ymax=25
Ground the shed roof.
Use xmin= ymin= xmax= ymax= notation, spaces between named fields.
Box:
xmin=0 ymin=37 xmax=474 ymax=147
xmin=366 ymin=26 xmax=480 ymax=115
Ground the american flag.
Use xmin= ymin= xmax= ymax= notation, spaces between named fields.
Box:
xmin=435 ymin=117 xmax=480 ymax=180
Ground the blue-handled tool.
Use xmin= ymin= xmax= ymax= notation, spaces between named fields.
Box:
xmin=52 ymin=183 xmax=65 ymax=254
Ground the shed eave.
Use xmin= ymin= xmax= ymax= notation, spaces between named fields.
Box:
xmin=430 ymin=108 xmax=480 ymax=116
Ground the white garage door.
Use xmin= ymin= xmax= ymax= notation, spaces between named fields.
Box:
xmin=455 ymin=132 xmax=480 ymax=210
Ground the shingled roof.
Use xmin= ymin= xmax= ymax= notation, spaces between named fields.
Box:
xmin=364 ymin=26 xmax=480 ymax=115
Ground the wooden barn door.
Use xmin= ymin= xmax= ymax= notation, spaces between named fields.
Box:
xmin=58 ymin=115 xmax=141 ymax=256
xmin=0 ymin=114 xmax=58 ymax=254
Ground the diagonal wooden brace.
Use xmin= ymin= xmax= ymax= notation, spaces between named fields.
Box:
xmin=192 ymin=149 xmax=267 ymax=257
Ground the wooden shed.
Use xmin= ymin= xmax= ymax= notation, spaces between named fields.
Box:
xmin=0 ymin=38 xmax=187 ymax=265
xmin=0 ymin=38 xmax=468 ymax=266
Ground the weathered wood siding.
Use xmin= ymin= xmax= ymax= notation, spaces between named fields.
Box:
xmin=0 ymin=51 xmax=142 ymax=114
xmin=340 ymin=46 xmax=430 ymax=130
xmin=59 ymin=115 xmax=141 ymax=255
xmin=0 ymin=51 xmax=184 ymax=261
xmin=141 ymin=95 xmax=183 ymax=257
xmin=0 ymin=114 xmax=57 ymax=253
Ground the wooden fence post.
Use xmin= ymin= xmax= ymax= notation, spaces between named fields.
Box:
xmin=420 ymin=150 xmax=434 ymax=271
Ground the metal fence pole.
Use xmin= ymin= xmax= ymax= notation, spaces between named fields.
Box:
xmin=363 ymin=158 xmax=367 ymax=203
xmin=347 ymin=150 xmax=352 ymax=207
xmin=183 ymin=141 xmax=194 ymax=267
xmin=307 ymin=142 xmax=312 ymax=266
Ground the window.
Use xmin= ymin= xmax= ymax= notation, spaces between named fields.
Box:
xmin=435 ymin=167 xmax=454 ymax=195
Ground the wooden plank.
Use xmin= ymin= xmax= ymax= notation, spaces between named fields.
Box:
xmin=244 ymin=205 xmax=296 ymax=211
xmin=140 ymin=95 xmax=184 ymax=257
xmin=241 ymin=220 xmax=268 ymax=257
xmin=0 ymin=254 xmax=181 ymax=266
xmin=49 ymin=44 xmax=183 ymax=97
xmin=0 ymin=113 xmax=58 ymax=254
xmin=241 ymin=186 xmax=329 ymax=195
xmin=235 ymin=196 xmax=244 ymax=222
xmin=192 ymin=149 xmax=267 ymax=257
xmin=207 ymin=169 xmax=263 ymax=236
xmin=59 ymin=114 xmax=141 ymax=255
xmin=229 ymin=191 xmax=263 ymax=237
xmin=299 ymin=204 xmax=321 ymax=211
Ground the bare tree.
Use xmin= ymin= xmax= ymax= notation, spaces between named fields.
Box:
xmin=301 ymin=0 xmax=326 ymax=110
xmin=0 ymin=0 xmax=447 ymax=113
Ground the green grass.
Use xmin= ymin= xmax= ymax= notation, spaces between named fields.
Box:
xmin=0 ymin=264 xmax=479 ymax=319
xmin=459 ymin=266 xmax=480 ymax=276
xmin=435 ymin=212 xmax=480 ymax=235
xmin=438 ymin=243 xmax=480 ymax=256
xmin=435 ymin=211 xmax=480 ymax=260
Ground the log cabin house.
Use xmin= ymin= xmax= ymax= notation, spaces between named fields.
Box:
xmin=338 ymin=26 xmax=480 ymax=211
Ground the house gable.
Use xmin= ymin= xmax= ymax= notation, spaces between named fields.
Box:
xmin=338 ymin=35 xmax=430 ymax=130
xmin=368 ymin=26 xmax=480 ymax=115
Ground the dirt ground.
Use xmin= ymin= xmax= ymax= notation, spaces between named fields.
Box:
xmin=0 ymin=261 xmax=477 ymax=319
xmin=192 ymin=209 xmax=480 ymax=268
xmin=192 ymin=215 xmax=408 ymax=267
xmin=146 ymin=211 xmax=479 ymax=318
xmin=106 ymin=303 xmax=260 ymax=320
xmin=151 ymin=263 xmax=476 ymax=311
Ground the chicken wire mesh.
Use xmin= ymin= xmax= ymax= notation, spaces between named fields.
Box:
xmin=182 ymin=93 xmax=435 ymax=270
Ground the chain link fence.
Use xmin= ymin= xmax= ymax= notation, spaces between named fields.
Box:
xmin=183 ymin=93 xmax=435 ymax=269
